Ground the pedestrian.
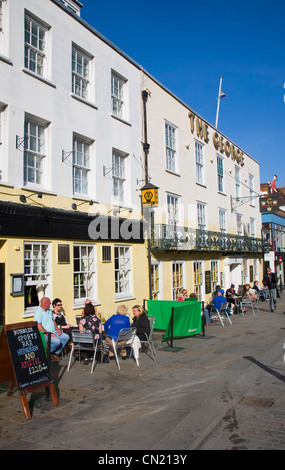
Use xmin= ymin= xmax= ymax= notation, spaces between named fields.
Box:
xmin=263 ymin=267 xmax=278 ymax=312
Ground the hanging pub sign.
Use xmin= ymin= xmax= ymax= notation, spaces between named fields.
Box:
xmin=259 ymin=196 xmax=279 ymax=213
xmin=140 ymin=183 xmax=159 ymax=207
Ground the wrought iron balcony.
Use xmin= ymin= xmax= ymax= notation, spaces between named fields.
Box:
xmin=150 ymin=224 xmax=267 ymax=254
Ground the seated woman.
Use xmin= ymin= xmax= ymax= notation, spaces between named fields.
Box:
xmin=241 ymin=283 xmax=256 ymax=312
xmin=252 ymin=280 xmax=266 ymax=301
xmin=177 ymin=288 xmax=188 ymax=301
xmin=79 ymin=303 xmax=102 ymax=364
xmin=104 ymin=305 xmax=130 ymax=358
xmin=52 ymin=298 xmax=74 ymax=340
xmin=131 ymin=305 xmax=150 ymax=342
xmin=243 ymin=283 xmax=256 ymax=300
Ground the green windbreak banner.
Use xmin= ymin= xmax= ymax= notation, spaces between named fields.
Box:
xmin=147 ymin=300 xmax=178 ymax=329
xmin=147 ymin=300 xmax=202 ymax=339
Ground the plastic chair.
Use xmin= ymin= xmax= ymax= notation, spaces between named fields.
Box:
xmin=108 ymin=327 xmax=137 ymax=370
xmin=210 ymin=302 xmax=232 ymax=327
xmin=140 ymin=316 xmax=157 ymax=361
xmin=67 ymin=330 xmax=99 ymax=373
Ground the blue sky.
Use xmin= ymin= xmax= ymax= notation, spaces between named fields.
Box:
xmin=80 ymin=0 xmax=285 ymax=187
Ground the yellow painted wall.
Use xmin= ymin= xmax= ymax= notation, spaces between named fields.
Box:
xmin=1 ymin=236 xmax=148 ymax=326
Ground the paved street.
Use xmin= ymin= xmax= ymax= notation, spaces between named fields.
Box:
xmin=0 ymin=292 xmax=284 ymax=451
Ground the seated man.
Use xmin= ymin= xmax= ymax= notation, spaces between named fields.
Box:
xmin=226 ymin=284 xmax=236 ymax=303
xmin=226 ymin=284 xmax=238 ymax=313
xmin=211 ymin=289 xmax=229 ymax=312
xmin=34 ymin=297 xmax=70 ymax=360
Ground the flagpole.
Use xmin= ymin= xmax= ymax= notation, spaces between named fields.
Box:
xmin=215 ymin=75 xmax=223 ymax=129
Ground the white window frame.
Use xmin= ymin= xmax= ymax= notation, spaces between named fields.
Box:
xmin=237 ymin=213 xmax=243 ymax=236
xmin=0 ymin=0 xmax=7 ymax=56
xmin=151 ymin=261 xmax=162 ymax=300
xmin=242 ymin=258 xmax=248 ymax=284
xmin=250 ymin=217 xmax=256 ymax=238
xmin=73 ymin=135 xmax=91 ymax=196
xmin=23 ymin=117 xmax=47 ymax=187
xmin=114 ymin=245 xmax=132 ymax=300
xmin=165 ymin=121 xmax=177 ymax=173
xmin=235 ymin=166 xmax=241 ymax=200
xmin=25 ymin=14 xmax=48 ymax=78
xmin=249 ymin=174 xmax=255 ymax=206
xmin=217 ymin=155 xmax=224 ymax=193
xmin=219 ymin=208 xmax=227 ymax=233
xmin=111 ymin=71 xmax=127 ymax=119
xmin=112 ymin=149 xmax=127 ymax=203
xmin=195 ymin=141 xmax=205 ymax=185
xmin=197 ymin=202 xmax=207 ymax=231
xmin=193 ymin=260 xmax=204 ymax=301
xmin=167 ymin=193 xmax=180 ymax=227
xmin=72 ymin=45 xmax=92 ymax=100
xmin=172 ymin=260 xmax=185 ymax=300
xmin=73 ymin=243 xmax=96 ymax=305
xmin=24 ymin=242 xmax=50 ymax=316
xmin=211 ymin=260 xmax=220 ymax=294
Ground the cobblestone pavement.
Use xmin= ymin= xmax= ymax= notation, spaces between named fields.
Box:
xmin=0 ymin=292 xmax=284 ymax=451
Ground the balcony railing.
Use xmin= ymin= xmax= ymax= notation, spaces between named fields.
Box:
xmin=150 ymin=224 xmax=267 ymax=254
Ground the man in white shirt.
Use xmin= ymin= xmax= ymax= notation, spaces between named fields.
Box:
xmin=34 ymin=297 xmax=69 ymax=360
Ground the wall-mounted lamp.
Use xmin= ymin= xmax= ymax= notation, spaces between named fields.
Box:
xmin=19 ymin=192 xmax=42 ymax=203
xmin=185 ymin=144 xmax=190 ymax=150
xmin=72 ymin=200 xmax=94 ymax=210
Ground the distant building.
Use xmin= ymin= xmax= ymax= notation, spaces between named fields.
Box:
xmin=260 ymin=181 xmax=285 ymax=287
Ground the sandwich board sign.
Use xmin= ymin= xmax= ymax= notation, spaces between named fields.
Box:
xmin=0 ymin=321 xmax=58 ymax=419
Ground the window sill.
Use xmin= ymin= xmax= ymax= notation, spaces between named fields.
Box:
xmin=196 ymin=182 xmax=207 ymax=189
xmin=71 ymin=93 xmax=98 ymax=110
xmin=73 ymin=301 xmax=101 ymax=310
xmin=0 ymin=53 xmax=13 ymax=66
xmin=21 ymin=185 xmax=57 ymax=197
xmin=114 ymin=295 xmax=136 ymax=303
xmin=111 ymin=114 xmax=132 ymax=127
xmin=22 ymin=68 xmax=56 ymax=88
xmin=165 ymin=169 xmax=180 ymax=177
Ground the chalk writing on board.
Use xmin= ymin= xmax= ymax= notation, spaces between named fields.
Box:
xmin=6 ymin=324 xmax=50 ymax=390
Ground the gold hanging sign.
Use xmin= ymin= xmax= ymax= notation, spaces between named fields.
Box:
xmin=140 ymin=183 xmax=159 ymax=207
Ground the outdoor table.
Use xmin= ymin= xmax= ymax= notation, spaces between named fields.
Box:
xmin=231 ymin=295 xmax=242 ymax=313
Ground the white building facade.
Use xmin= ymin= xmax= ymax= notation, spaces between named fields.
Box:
xmin=141 ymin=73 xmax=264 ymax=302
xmin=0 ymin=0 xmax=148 ymax=325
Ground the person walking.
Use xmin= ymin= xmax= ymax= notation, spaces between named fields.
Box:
xmin=263 ymin=267 xmax=278 ymax=312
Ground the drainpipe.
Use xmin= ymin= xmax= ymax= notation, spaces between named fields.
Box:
xmin=142 ymin=90 xmax=152 ymax=300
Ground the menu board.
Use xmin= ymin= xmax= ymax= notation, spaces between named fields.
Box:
xmin=4 ymin=322 xmax=50 ymax=391
xmin=0 ymin=321 xmax=58 ymax=419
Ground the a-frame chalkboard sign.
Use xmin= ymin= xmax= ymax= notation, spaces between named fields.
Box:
xmin=0 ymin=321 xmax=58 ymax=419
